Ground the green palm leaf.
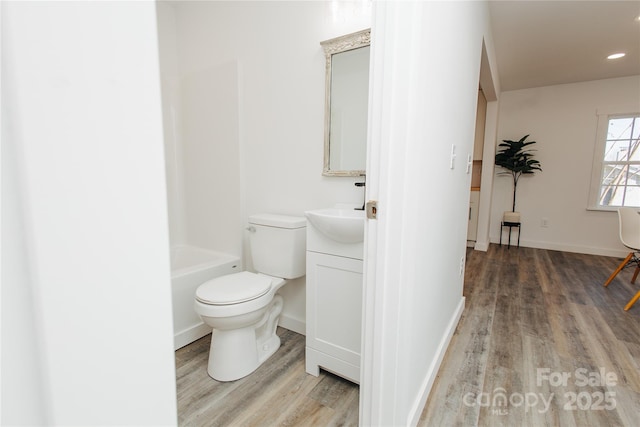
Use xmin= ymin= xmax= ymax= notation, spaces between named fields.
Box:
xmin=495 ymin=135 xmax=542 ymax=212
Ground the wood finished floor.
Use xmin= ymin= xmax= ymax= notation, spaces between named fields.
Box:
xmin=176 ymin=245 xmax=639 ymax=426
xmin=175 ymin=328 xmax=359 ymax=426
xmin=420 ymin=245 xmax=640 ymax=427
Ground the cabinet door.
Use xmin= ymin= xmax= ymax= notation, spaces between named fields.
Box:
xmin=306 ymin=251 xmax=363 ymax=366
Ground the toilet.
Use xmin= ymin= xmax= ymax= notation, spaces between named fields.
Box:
xmin=194 ymin=213 xmax=306 ymax=381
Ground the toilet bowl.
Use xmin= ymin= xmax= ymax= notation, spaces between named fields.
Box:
xmin=194 ymin=213 xmax=306 ymax=381
xmin=195 ymin=272 xmax=286 ymax=381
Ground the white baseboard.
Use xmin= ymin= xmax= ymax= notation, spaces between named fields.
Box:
xmin=278 ymin=314 xmax=306 ymax=336
xmin=407 ymin=296 xmax=466 ymax=426
xmin=474 ymin=239 xmax=489 ymax=251
xmin=173 ymin=315 xmax=305 ymax=351
xmin=489 ymin=237 xmax=628 ymax=258
xmin=174 ymin=323 xmax=210 ymax=350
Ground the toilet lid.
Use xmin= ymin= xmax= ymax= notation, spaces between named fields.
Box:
xmin=196 ymin=271 xmax=272 ymax=305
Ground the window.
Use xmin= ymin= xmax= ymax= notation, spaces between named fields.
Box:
xmin=589 ymin=113 xmax=640 ymax=209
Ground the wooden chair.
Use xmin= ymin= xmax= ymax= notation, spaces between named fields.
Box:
xmin=603 ymin=208 xmax=640 ymax=311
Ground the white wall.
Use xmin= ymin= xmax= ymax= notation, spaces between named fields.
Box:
xmin=2 ymin=47 xmax=49 ymax=425
xmin=160 ymin=1 xmax=372 ymax=331
xmin=491 ymin=76 xmax=640 ymax=256
xmin=158 ymin=2 xmax=244 ymax=257
xmin=361 ymin=1 xmax=499 ymax=424
xmin=157 ymin=1 xmax=187 ymax=247
xmin=181 ymin=62 xmax=243 ymax=255
xmin=2 ymin=2 xmax=177 ymax=425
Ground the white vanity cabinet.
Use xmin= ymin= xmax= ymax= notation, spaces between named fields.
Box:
xmin=304 ymin=209 xmax=364 ymax=384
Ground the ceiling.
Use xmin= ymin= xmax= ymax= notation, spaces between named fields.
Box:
xmin=488 ymin=1 xmax=640 ymax=91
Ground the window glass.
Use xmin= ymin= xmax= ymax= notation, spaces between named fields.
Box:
xmin=604 ymin=139 xmax=629 ymax=161
xmin=593 ymin=114 xmax=640 ymax=208
xmin=608 ymin=117 xmax=633 ymax=140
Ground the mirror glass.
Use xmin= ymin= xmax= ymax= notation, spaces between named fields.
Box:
xmin=321 ymin=29 xmax=370 ymax=176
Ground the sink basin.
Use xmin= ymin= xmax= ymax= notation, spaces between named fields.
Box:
xmin=305 ymin=208 xmax=365 ymax=244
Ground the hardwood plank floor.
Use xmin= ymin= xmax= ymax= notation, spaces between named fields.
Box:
xmin=420 ymin=245 xmax=640 ymax=427
xmin=176 ymin=245 xmax=639 ymax=426
xmin=175 ymin=328 xmax=359 ymax=426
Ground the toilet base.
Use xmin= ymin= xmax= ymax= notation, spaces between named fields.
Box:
xmin=257 ymin=333 xmax=281 ymax=367
xmin=206 ymin=296 xmax=283 ymax=381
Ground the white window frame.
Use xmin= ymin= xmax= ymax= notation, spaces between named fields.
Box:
xmin=588 ymin=111 xmax=640 ymax=211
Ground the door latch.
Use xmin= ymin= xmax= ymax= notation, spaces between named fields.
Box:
xmin=366 ymin=200 xmax=378 ymax=219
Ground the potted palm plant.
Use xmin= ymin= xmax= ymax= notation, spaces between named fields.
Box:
xmin=494 ymin=134 xmax=542 ymax=223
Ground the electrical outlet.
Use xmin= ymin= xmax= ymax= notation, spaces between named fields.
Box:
xmin=459 ymin=256 xmax=465 ymax=276
xmin=541 ymin=218 xmax=549 ymax=228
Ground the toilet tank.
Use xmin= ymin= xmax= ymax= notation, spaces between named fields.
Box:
xmin=248 ymin=213 xmax=306 ymax=279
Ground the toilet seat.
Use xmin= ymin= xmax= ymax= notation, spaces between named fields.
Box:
xmin=196 ymin=271 xmax=272 ymax=305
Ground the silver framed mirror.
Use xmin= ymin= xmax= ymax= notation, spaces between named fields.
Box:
xmin=321 ymin=29 xmax=370 ymax=177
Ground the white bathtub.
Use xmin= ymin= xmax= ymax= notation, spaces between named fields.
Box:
xmin=171 ymin=245 xmax=240 ymax=350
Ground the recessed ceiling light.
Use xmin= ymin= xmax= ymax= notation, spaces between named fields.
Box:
xmin=607 ymin=53 xmax=626 ymax=60
xmin=635 ymin=15 xmax=640 ymax=22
